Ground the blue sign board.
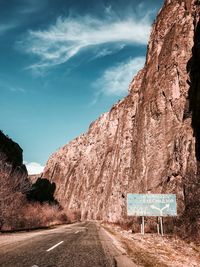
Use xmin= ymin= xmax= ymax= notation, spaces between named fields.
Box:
xmin=127 ymin=194 xmax=177 ymax=217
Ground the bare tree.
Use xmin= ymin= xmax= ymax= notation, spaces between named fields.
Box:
xmin=0 ymin=162 xmax=30 ymax=230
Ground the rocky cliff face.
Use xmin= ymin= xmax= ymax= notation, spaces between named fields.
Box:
xmin=43 ymin=0 xmax=200 ymax=237
xmin=0 ymin=130 xmax=28 ymax=193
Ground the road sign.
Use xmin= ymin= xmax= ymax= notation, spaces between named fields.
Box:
xmin=127 ymin=194 xmax=177 ymax=217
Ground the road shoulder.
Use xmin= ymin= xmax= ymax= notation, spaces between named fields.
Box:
xmin=98 ymin=223 xmax=139 ymax=267
xmin=100 ymin=223 xmax=200 ymax=267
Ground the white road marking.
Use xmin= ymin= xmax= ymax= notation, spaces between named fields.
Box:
xmin=46 ymin=241 xmax=64 ymax=252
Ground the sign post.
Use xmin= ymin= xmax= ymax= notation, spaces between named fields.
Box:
xmin=160 ymin=217 xmax=164 ymax=236
xmin=141 ymin=216 xmax=145 ymax=235
xmin=127 ymin=194 xmax=177 ymax=235
xmin=157 ymin=218 xmax=160 ymax=234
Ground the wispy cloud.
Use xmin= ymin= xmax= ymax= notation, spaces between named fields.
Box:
xmin=8 ymin=86 xmax=26 ymax=93
xmin=18 ymin=1 xmax=45 ymax=15
xmin=93 ymin=57 xmax=145 ymax=98
xmin=0 ymin=23 xmax=17 ymax=35
xmin=25 ymin=161 xmax=44 ymax=175
xmin=20 ymin=11 xmax=151 ymax=70
xmin=92 ymin=44 xmax=125 ymax=60
xmin=0 ymin=1 xmax=47 ymax=36
xmin=0 ymin=78 xmax=26 ymax=93
xmin=18 ymin=6 xmax=41 ymax=14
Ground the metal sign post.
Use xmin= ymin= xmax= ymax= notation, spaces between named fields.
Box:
xmin=157 ymin=219 xmax=160 ymax=234
xmin=141 ymin=216 xmax=145 ymax=235
xmin=159 ymin=217 xmax=164 ymax=236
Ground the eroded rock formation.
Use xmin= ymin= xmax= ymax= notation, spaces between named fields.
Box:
xmin=43 ymin=0 xmax=200 ymax=237
xmin=0 ymin=130 xmax=28 ymax=194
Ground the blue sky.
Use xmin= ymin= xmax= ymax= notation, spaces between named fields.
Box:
xmin=0 ymin=0 xmax=163 ymax=174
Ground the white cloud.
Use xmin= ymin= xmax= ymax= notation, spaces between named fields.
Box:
xmin=92 ymin=44 xmax=125 ymax=60
xmin=25 ymin=162 xmax=44 ymax=175
xmin=21 ymin=12 xmax=151 ymax=70
xmin=94 ymin=57 xmax=145 ymax=97
xmin=94 ymin=48 xmax=114 ymax=59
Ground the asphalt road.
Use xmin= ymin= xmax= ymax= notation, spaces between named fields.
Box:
xmin=0 ymin=222 xmax=117 ymax=267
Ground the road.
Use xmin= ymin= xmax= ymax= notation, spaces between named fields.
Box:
xmin=0 ymin=221 xmax=135 ymax=267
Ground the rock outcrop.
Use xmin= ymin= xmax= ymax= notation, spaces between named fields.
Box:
xmin=43 ymin=0 xmax=200 ymax=238
xmin=0 ymin=130 xmax=28 ymax=193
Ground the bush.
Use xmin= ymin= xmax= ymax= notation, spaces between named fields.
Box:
xmin=1 ymin=201 xmax=70 ymax=231
xmin=0 ymin=175 xmax=80 ymax=231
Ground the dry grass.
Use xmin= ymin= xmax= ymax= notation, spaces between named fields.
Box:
xmin=64 ymin=209 xmax=81 ymax=223
xmin=1 ymin=197 xmax=70 ymax=231
xmin=102 ymin=223 xmax=200 ymax=267
xmin=0 ymin=172 xmax=81 ymax=231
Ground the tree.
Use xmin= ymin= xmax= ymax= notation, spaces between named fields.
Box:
xmin=26 ymin=178 xmax=58 ymax=205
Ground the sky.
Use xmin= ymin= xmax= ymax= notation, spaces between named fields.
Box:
xmin=0 ymin=0 xmax=163 ymax=174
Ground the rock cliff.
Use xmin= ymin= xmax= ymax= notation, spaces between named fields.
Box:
xmin=43 ymin=0 xmax=200 ymax=237
xmin=0 ymin=130 xmax=28 ymax=193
